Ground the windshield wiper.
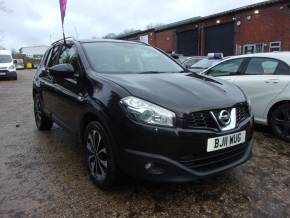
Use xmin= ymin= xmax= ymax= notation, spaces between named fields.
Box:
xmin=191 ymin=67 xmax=206 ymax=69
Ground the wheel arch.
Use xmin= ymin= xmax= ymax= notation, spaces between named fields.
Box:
xmin=80 ymin=111 xmax=121 ymax=163
xmin=267 ymin=100 xmax=290 ymax=124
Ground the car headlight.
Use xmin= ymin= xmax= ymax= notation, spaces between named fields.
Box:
xmin=8 ymin=65 xmax=15 ymax=71
xmin=120 ymin=96 xmax=176 ymax=127
xmin=246 ymin=96 xmax=253 ymax=116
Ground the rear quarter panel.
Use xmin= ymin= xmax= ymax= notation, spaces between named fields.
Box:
xmin=264 ymin=82 xmax=290 ymax=125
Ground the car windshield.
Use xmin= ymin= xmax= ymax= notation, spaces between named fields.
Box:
xmin=0 ymin=55 xmax=12 ymax=63
xmin=190 ymin=59 xmax=221 ymax=69
xmin=82 ymin=42 xmax=184 ymax=74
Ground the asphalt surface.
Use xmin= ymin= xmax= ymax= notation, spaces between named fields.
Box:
xmin=0 ymin=70 xmax=289 ymax=218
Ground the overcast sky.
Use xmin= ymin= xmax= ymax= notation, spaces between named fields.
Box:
xmin=0 ymin=0 xmax=266 ymax=50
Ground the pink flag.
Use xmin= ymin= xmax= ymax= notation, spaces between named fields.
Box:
xmin=59 ymin=0 xmax=67 ymax=27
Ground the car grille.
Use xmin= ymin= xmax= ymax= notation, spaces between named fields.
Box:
xmin=184 ymin=111 xmax=217 ymax=130
xmin=236 ymin=103 xmax=250 ymax=125
xmin=179 ymin=144 xmax=248 ymax=172
xmin=184 ymin=102 xmax=249 ymax=130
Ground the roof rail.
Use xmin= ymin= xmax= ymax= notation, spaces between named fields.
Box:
xmin=51 ymin=37 xmax=75 ymax=45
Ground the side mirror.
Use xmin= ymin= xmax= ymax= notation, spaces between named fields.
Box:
xmin=49 ymin=64 xmax=75 ymax=78
xmin=13 ymin=60 xmax=17 ymax=64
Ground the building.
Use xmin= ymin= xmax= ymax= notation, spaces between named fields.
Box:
xmin=19 ymin=45 xmax=49 ymax=60
xmin=116 ymin=0 xmax=290 ymax=56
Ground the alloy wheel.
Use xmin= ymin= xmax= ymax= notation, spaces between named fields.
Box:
xmin=86 ymin=129 xmax=108 ymax=181
xmin=34 ymin=97 xmax=42 ymax=127
xmin=272 ymin=107 xmax=290 ymax=140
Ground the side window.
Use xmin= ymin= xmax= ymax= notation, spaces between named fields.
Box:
xmin=276 ymin=62 xmax=290 ymax=75
xmin=57 ymin=45 xmax=81 ymax=75
xmin=48 ymin=46 xmax=61 ymax=67
xmin=245 ymin=58 xmax=279 ymax=75
xmin=41 ymin=48 xmax=51 ymax=67
xmin=206 ymin=59 xmax=244 ymax=77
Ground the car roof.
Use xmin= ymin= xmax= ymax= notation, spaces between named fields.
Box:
xmin=225 ymin=52 xmax=290 ymax=65
xmin=0 ymin=50 xmax=11 ymax=55
xmin=52 ymin=38 xmax=143 ymax=46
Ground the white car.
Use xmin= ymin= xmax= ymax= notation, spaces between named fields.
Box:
xmin=0 ymin=50 xmax=17 ymax=80
xmin=202 ymin=52 xmax=290 ymax=142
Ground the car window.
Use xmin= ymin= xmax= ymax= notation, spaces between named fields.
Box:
xmin=206 ymin=58 xmax=244 ymax=77
xmin=191 ymin=59 xmax=221 ymax=69
xmin=183 ymin=58 xmax=201 ymax=67
xmin=276 ymin=62 xmax=290 ymax=75
xmin=82 ymin=42 xmax=183 ymax=74
xmin=57 ymin=45 xmax=81 ymax=76
xmin=245 ymin=58 xmax=279 ymax=75
xmin=47 ymin=46 xmax=61 ymax=67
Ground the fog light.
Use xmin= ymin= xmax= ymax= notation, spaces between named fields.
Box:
xmin=145 ymin=162 xmax=165 ymax=175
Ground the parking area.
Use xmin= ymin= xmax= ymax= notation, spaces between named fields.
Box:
xmin=0 ymin=70 xmax=289 ymax=217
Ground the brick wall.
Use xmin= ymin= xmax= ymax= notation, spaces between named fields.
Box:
xmin=235 ymin=3 xmax=290 ymax=51
xmin=155 ymin=29 xmax=176 ymax=53
xmin=120 ymin=1 xmax=290 ymax=55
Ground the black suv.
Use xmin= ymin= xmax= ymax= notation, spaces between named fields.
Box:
xmin=33 ymin=38 xmax=254 ymax=189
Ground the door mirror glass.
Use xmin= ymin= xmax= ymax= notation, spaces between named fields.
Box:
xmin=49 ymin=64 xmax=75 ymax=78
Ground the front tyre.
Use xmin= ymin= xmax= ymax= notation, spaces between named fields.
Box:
xmin=270 ymin=103 xmax=290 ymax=142
xmin=84 ymin=121 xmax=121 ymax=190
xmin=34 ymin=94 xmax=53 ymax=130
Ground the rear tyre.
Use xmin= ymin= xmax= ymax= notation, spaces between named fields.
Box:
xmin=34 ymin=94 xmax=53 ymax=131
xmin=84 ymin=121 xmax=121 ymax=190
xmin=269 ymin=103 xmax=290 ymax=142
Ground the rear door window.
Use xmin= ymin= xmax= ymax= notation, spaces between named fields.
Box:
xmin=244 ymin=58 xmax=279 ymax=75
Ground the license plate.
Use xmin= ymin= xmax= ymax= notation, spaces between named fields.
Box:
xmin=207 ymin=131 xmax=246 ymax=152
xmin=0 ymin=72 xmax=6 ymax=76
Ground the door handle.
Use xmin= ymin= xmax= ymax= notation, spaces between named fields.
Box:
xmin=265 ymin=79 xmax=280 ymax=84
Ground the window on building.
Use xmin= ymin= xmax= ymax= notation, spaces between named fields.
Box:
xmin=269 ymin=41 xmax=281 ymax=52
xmin=256 ymin=43 xmax=264 ymax=53
xmin=243 ymin=43 xmax=264 ymax=54
xmin=243 ymin=44 xmax=255 ymax=54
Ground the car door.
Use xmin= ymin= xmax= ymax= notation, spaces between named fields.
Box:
xmin=49 ymin=43 xmax=86 ymax=132
xmin=220 ymin=57 xmax=289 ymax=121
xmin=39 ymin=45 xmax=61 ymax=115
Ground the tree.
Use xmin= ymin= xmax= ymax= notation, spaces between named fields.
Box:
xmin=103 ymin=33 xmax=117 ymax=39
xmin=146 ymin=23 xmax=163 ymax=30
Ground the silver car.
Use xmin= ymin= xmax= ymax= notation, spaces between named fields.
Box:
xmin=202 ymin=52 xmax=290 ymax=142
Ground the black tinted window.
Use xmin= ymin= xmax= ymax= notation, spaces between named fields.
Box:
xmin=48 ymin=46 xmax=60 ymax=67
xmin=276 ymin=62 xmax=290 ymax=75
xmin=57 ymin=45 xmax=81 ymax=75
xmin=245 ymin=58 xmax=279 ymax=75
xmin=206 ymin=59 xmax=244 ymax=77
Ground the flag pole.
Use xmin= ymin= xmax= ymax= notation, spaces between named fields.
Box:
xmin=62 ymin=26 xmax=67 ymax=45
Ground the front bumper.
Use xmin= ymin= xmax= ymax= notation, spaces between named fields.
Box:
xmin=0 ymin=70 xmax=17 ymax=79
xmin=116 ymin=117 xmax=254 ymax=182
